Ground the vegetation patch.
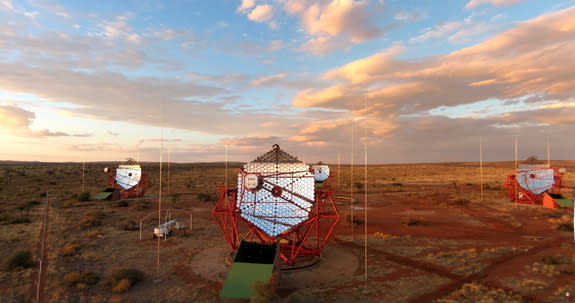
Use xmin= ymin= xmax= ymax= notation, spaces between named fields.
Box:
xmin=64 ymin=271 xmax=100 ymax=288
xmin=78 ymin=191 xmax=91 ymax=201
xmin=402 ymin=217 xmax=425 ymax=226
xmin=436 ymin=282 xmax=521 ymax=303
xmin=251 ymin=281 xmax=280 ymax=303
xmin=346 ymin=214 xmax=365 ymax=225
xmin=78 ymin=211 xmax=107 ymax=229
xmin=3 ymin=249 xmax=35 ymax=271
xmin=197 ymin=193 xmax=216 ymax=202
xmin=60 ymin=242 xmax=82 ymax=257
xmin=122 ymin=220 xmax=139 ymax=231
xmin=104 ymin=268 xmax=144 ymax=293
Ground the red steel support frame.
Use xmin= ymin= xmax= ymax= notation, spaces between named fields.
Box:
xmin=212 ymin=183 xmax=339 ymax=266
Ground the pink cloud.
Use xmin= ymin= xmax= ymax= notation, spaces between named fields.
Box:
xmin=465 ymin=0 xmax=524 ymax=9
xmin=248 ymin=4 xmax=274 ymax=22
xmin=0 ymin=104 xmax=91 ymax=137
xmin=279 ymin=0 xmax=384 ymax=55
xmin=294 ymin=6 xmax=575 ymax=117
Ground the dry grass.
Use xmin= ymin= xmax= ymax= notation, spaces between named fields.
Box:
xmin=1 ymin=160 xmax=574 ymax=302
xmin=436 ymin=282 xmax=522 ymax=303
xmin=423 ymin=247 xmax=530 ymax=275
xmin=548 ymin=214 xmax=573 ymax=231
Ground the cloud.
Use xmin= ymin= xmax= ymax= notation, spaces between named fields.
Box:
xmin=99 ymin=14 xmax=140 ymax=42
xmin=248 ymin=4 xmax=274 ymax=22
xmin=298 ymin=36 xmax=352 ymax=56
xmin=394 ymin=9 xmax=422 ymax=22
xmin=410 ymin=11 xmax=501 ymax=45
xmin=250 ymin=73 xmax=286 ymax=86
xmin=466 ymin=0 xmax=524 ymax=9
xmin=149 ymin=29 xmax=177 ymax=41
xmin=238 ymin=0 xmax=256 ymax=13
xmin=0 ymin=0 xmax=14 ymax=11
xmin=300 ymin=0 xmax=382 ymax=43
xmin=296 ymin=6 xmax=575 ymax=115
xmin=235 ymin=0 xmax=385 ymax=56
xmin=410 ymin=21 xmax=463 ymax=44
xmin=0 ymin=62 xmax=309 ymax=139
xmin=0 ymin=104 xmax=35 ymax=129
xmin=249 ymin=72 xmax=319 ymax=89
xmin=284 ymin=0 xmax=385 ymax=55
xmin=288 ymin=6 xmax=575 ymax=162
xmin=0 ymin=104 xmax=91 ymax=137
xmin=220 ymin=136 xmax=284 ymax=147
xmin=69 ymin=143 xmax=120 ymax=152
xmin=27 ymin=0 xmax=70 ymax=18
xmin=322 ymin=42 xmax=405 ymax=84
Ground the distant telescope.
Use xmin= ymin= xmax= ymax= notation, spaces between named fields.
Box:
xmin=103 ymin=158 xmax=150 ymax=198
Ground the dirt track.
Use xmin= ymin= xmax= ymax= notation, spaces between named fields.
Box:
xmin=28 ymin=198 xmax=49 ymax=303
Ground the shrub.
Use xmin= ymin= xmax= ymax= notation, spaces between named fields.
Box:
xmin=2 ymin=215 xmax=31 ymax=224
xmin=346 ymin=214 xmax=365 ymax=225
xmin=402 ymin=217 xmax=423 ymax=226
xmin=112 ymin=279 xmax=131 ymax=293
xmin=105 ymin=268 xmax=144 ymax=293
xmin=556 ymin=224 xmax=571 ymax=231
xmin=122 ymin=220 xmax=139 ymax=231
xmin=541 ymin=255 xmax=560 ymax=265
xmin=116 ymin=200 xmax=129 ymax=207
xmin=134 ymin=201 xmax=150 ymax=211
xmin=78 ymin=192 xmax=91 ymax=202
xmin=197 ymin=193 xmax=216 ymax=202
xmin=65 ymin=271 xmax=100 ymax=288
xmin=251 ymin=281 xmax=280 ymax=303
xmin=80 ymin=211 xmax=106 ymax=228
xmin=453 ymin=198 xmax=471 ymax=206
xmin=60 ymin=242 xmax=81 ymax=256
xmin=4 ymin=249 xmax=34 ymax=271
xmin=64 ymin=272 xmax=82 ymax=286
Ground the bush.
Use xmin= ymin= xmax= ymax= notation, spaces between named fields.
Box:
xmin=402 ymin=217 xmax=423 ymax=226
xmin=112 ymin=279 xmax=131 ymax=293
xmin=4 ymin=249 xmax=34 ymax=271
xmin=64 ymin=272 xmax=82 ymax=286
xmin=116 ymin=200 xmax=129 ymax=207
xmin=105 ymin=268 xmax=144 ymax=293
xmin=251 ymin=281 xmax=280 ymax=303
xmin=134 ymin=200 xmax=150 ymax=211
xmin=346 ymin=214 xmax=365 ymax=225
xmin=122 ymin=220 xmax=139 ymax=231
xmin=541 ymin=255 xmax=560 ymax=265
xmin=197 ymin=193 xmax=216 ymax=202
xmin=60 ymin=242 xmax=81 ymax=256
xmin=80 ymin=211 xmax=106 ymax=228
xmin=452 ymin=198 xmax=471 ymax=206
xmin=65 ymin=271 xmax=100 ymax=288
xmin=78 ymin=192 xmax=91 ymax=202
xmin=3 ymin=215 xmax=31 ymax=225
xmin=556 ymin=224 xmax=571 ymax=231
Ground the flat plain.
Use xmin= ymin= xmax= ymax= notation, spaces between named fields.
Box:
xmin=0 ymin=160 xmax=574 ymax=303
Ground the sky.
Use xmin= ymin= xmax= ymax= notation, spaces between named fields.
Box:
xmin=1 ymin=0 xmax=575 ymax=164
